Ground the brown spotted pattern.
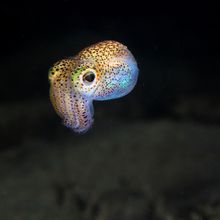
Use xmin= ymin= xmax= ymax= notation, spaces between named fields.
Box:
xmin=49 ymin=40 xmax=138 ymax=133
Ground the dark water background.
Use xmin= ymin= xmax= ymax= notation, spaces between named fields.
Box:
xmin=0 ymin=1 xmax=220 ymax=219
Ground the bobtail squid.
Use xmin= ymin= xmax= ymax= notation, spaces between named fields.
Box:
xmin=48 ymin=40 xmax=139 ymax=133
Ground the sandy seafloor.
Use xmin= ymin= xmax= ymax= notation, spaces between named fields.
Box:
xmin=0 ymin=99 xmax=220 ymax=220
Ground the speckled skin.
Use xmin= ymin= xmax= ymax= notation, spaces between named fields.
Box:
xmin=49 ymin=40 xmax=138 ymax=133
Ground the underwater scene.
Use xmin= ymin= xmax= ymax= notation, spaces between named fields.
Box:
xmin=0 ymin=1 xmax=220 ymax=220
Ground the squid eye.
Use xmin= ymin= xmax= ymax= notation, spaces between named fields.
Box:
xmin=83 ymin=71 xmax=95 ymax=84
